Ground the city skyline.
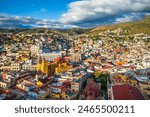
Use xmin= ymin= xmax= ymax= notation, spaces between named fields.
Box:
xmin=0 ymin=0 xmax=150 ymax=29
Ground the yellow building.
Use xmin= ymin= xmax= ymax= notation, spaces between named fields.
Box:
xmin=0 ymin=66 xmax=11 ymax=71
xmin=21 ymin=57 xmax=29 ymax=61
xmin=113 ymin=73 xmax=138 ymax=87
xmin=0 ymin=63 xmax=21 ymax=71
xmin=36 ymin=81 xmax=43 ymax=88
xmin=36 ymin=60 xmax=49 ymax=74
xmin=129 ymin=80 xmax=138 ymax=87
xmin=36 ymin=57 xmax=72 ymax=75
xmin=139 ymin=83 xmax=150 ymax=96
xmin=117 ymin=74 xmax=127 ymax=80
xmin=50 ymin=93 xmax=61 ymax=99
xmin=55 ymin=62 xmax=72 ymax=74
xmin=61 ymin=94 xmax=70 ymax=100
xmin=18 ymin=50 xmax=30 ymax=56
xmin=36 ymin=60 xmax=56 ymax=75
xmin=61 ymin=93 xmax=78 ymax=100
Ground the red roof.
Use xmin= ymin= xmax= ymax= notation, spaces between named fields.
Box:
xmin=84 ymin=79 xmax=100 ymax=95
xmin=112 ymin=84 xmax=145 ymax=100
xmin=86 ymin=96 xmax=96 ymax=100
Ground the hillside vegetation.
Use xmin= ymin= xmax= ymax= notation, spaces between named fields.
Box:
xmin=90 ymin=16 xmax=150 ymax=35
xmin=0 ymin=16 xmax=150 ymax=35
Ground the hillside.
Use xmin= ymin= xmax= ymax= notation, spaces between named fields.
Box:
xmin=90 ymin=16 xmax=150 ymax=35
xmin=0 ymin=28 xmax=90 ymax=35
xmin=0 ymin=28 xmax=61 ymax=34
xmin=0 ymin=16 xmax=150 ymax=35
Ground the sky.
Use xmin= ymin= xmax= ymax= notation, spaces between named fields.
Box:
xmin=0 ymin=0 xmax=150 ymax=29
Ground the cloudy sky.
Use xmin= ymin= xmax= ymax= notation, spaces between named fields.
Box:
xmin=0 ymin=0 xmax=150 ymax=29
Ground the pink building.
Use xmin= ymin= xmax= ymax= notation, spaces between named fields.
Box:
xmin=80 ymin=78 xmax=101 ymax=100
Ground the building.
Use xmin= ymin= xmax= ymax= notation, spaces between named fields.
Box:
xmin=50 ymin=81 xmax=70 ymax=94
xmin=18 ymin=50 xmax=30 ymax=57
xmin=49 ymin=81 xmax=71 ymax=99
xmin=80 ymin=78 xmax=101 ymax=100
xmin=112 ymin=73 xmax=138 ymax=87
xmin=6 ymin=53 xmax=19 ymax=57
xmin=55 ymin=62 xmax=72 ymax=74
xmin=38 ymin=90 xmax=49 ymax=100
xmin=28 ymin=89 xmax=49 ymax=100
xmin=22 ymin=60 xmax=36 ymax=71
xmin=36 ymin=59 xmax=55 ymax=75
xmin=16 ymin=71 xmax=32 ymax=83
xmin=16 ymin=80 xmax=35 ymax=92
xmin=0 ymin=82 xmax=10 ymax=89
xmin=30 ymin=45 xmax=40 ymax=56
xmin=10 ymin=63 xmax=21 ymax=71
xmin=139 ymin=82 xmax=150 ymax=99
xmin=22 ymin=64 xmax=36 ymax=71
xmin=39 ymin=52 xmax=62 ymax=61
xmin=70 ymin=71 xmax=92 ymax=93
xmin=71 ymin=53 xmax=82 ymax=62
xmin=0 ymin=88 xmax=17 ymax=100
xmin=0 ymin=72 xmax=16 ymax=89
xmin=71 ymin=80 xmax=80 ymax=92
xmin=49 ymin=80 xmax=78 ymax=100
xmin=61 ymin=92 xmax=78 ymax=100
xmin=0 ymin=63 xmax=21 ymax=72
xmin=0 ymin=66 xmax=11 ymax=71
xmin=111 ymin=84 xmax=146 ymax=100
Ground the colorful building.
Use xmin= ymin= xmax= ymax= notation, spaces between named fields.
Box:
xmin=71 ymin=81 xmax=80 ymax=92
xmin=0 ymin=73 xmax=16 ymax=89
xmin=80 ymin=78 xmax=101 ymax=100
xmin=28 ymin=89 xmax=49 ymax=100
xmin=38 ymin=90 xmax=49 ymax=100
xmin=112 ymin=73 xmax=138 ymax=87
xmin=139 ymin=82 xmax=150 ymax=98
xmin=16 ymin=80 xmax=35 ymax=92
xmin=36 ymin=59 xmax=56 ymax=75
xmin=36 ymin=60 xmax=49 ymax=74
xmin=0 ymin=63 xmax=21 ymax=71
xmin=55 ymin=62 xmax=72 ymax=74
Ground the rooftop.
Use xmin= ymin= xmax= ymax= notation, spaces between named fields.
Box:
xmin=112 ymin=84 xmax=145 ymax=100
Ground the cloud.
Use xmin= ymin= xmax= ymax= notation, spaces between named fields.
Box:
xmin=0 ymin=14 xmax=78 ymax=29
xmin=115 ymin=12 xmax=146 ymax=23
xmin=0 ymin=14 xmax=64 ymax=29
xmin=60 ymin=0 xmax=150 ymax=27
xmin=1 ymin=0 xmax=150 ymax=29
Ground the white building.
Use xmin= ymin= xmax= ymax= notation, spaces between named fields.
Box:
xmin=39 ymin=52 xmax=63 ymax=61
xmin=22 ymin=60 xmax=36 ymax=71
xmin=30 ymin=45 xmax=40 ymax=56
xmin=0 ymin=73 xmax=16 ymax=89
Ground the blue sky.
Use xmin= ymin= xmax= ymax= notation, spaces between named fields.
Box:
xmin=0 ymin=0 xmax=76 ymax=20
xmin=0 ymin=0 xmax=150 ymax=29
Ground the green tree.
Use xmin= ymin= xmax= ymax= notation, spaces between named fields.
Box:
xmin=94 ymin=72 xmax=108 ymax=90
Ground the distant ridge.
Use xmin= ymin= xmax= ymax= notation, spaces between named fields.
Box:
xmin=0 ymin=16 xmax=150 ymax=35
xmin=0 ymin=28 xmax=90 ymax=35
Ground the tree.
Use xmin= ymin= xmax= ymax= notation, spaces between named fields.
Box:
xmin=94 ymin=71 xmax=108 ymax=90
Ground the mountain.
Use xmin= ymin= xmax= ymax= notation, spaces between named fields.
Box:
xmin=0 ymin=16 xmax=150 ymax=35
xmin=0 ymin=28 xmax=90 ymax=35
xmin=0 ymin=28 xmax=57 ymax=34
xmin=61 ymin=28 xmax=91 ymax=35
xmin=90 ymin=16 xmax=150 ymax=35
